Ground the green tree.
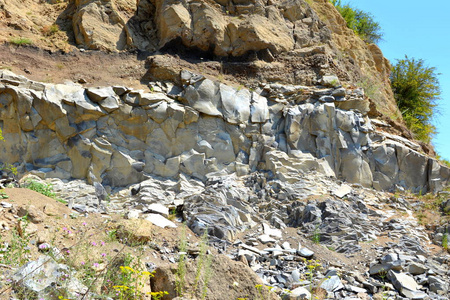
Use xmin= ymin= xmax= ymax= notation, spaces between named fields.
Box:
xmin=330 ymin=0 xmax=383 ymax=44
xmin=390 ymin=56 xmax=441 ymax=143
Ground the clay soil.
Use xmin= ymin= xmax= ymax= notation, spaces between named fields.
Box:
xmin=0 ymin=44 xmax=149 ymax=89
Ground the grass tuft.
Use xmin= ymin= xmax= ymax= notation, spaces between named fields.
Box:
xmin=9 ymin=37 xmax=33 ymax=46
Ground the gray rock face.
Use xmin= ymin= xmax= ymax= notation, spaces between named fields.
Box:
xmin=0 ymin=70 xmax=449 ymax=194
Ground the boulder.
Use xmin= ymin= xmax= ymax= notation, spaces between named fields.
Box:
xmin=12 ymin=256 xmax=88 ymax=299
xmin=72 ymin=0 xmax=132 ymax=51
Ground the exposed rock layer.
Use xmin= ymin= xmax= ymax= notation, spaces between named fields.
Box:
xmin=67 ymin=0 xmax=399 ymax=117
xmin=0 ymin=70 xmax=448 ymax=194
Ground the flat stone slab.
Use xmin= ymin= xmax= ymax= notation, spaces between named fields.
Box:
xmin=332 ymin=184 xmax=352 ymax=198
xmin=147 ymin=203 xmax=169 ymax=216
xmin=258 ymin=234 xmax=276 ymax=244
xmin=144 ymin=213 xmax=176 ymax=228
xmin=262 ymin=223 xmax=282 ymax=238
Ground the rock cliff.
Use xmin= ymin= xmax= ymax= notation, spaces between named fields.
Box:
xmin=0 ymin=0 xmax=398 ymax=118
xmin=1 ymin=1 xmax=450 ymax=300
xmin=0 ymin=69 xmax=448 ymax=194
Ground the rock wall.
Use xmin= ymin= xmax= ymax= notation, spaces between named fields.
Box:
xmin=68 ymin=0 xmax=399 ymax=118
xmin=0 ymin=69 xmax=448 ymax=193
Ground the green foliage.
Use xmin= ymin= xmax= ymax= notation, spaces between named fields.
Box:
xmin=312 ymin=224 xmax=321 ymax=244
xmin=24 ymin=179 xmax=56 ymax=198
xmin=0 ymin=219 xmax=31 ymax=267
xmin=330 ymin=0 xmax=383 ymax=44
xmin=390 ymin=56 xmax=441 ymax=143
xmin=0 ymin=191 xmax=8 ymax=199
xmin=9 ymin=37 xmax=33 ymax=46
xmin=254 ymin=284 xmax=274 ymax=300
xmin=443 ymin=232 xmax=448 ymax=250
xmin=436 ymin=155 xmax=450 ymax=168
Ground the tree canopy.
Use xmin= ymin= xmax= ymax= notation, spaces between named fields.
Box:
xmin=390 ymin=56 xmax=441 ymax=143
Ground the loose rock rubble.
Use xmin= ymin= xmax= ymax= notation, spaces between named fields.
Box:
xmin=10 ymin=168 xmax=448 ymax=299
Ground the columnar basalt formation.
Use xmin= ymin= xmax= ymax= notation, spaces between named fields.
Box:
xmin=0 ymin=70 xmax=448 ymax=194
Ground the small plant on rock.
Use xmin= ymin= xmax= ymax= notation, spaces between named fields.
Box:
xmin=9 ymin=37 xmax=33 ymax=46
xmin=23 ymin=179 xmax=56 ymax=198
xmin=312 ymin=224 xmax=321 ymax=244
xmin=41 ymin=24 xmax=59 ymax=36
xmin=192 ymin=229 xmax=213 ymax=298
xmin=443 ymin=231 xmax=448 ymax=250
xmin=254 ymin=284 xmax=274 ymax=300
xmin=304 ymin=259 xmax=322 ymax=300
xmin=113 ymin=265 xmax=154 ymax=300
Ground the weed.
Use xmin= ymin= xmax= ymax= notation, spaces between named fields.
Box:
xmin=357 ymin=75 xmax=380 ymax=101
xmin=416 ymin=210 xmax=426 ymax=225
xmin=0 ymin=190 xmax=8 ymax=199
xmin=0 ymin=131 xmax=18 ymax=175
xmin=56 ymin=198 xmax=68 ymax=204
xmin=0 ymin=212 xmax=173 ymax=299
xmin=107 ymin=229 xmax=119 ymax=242
xmin=200 ymin=249 xmax=213 ymax=300
xmin=168 ymin=207 xmax=177 ymax=221
xmin=151 ymin=291 xmax=169 ymax=299
xmin=443 ymin=232 xmax=448 ymax=250
xmin=378 ymin=267 xmax=390 ymax=297
xmin=304 ymin=259 xmax=322 ymax=300
xmin=0 ymin=66 xmax=12 ymax=71
xmin=0 ymin=218 xmax=31 ymax=267
xmin=41 ymin=24 xmax=59 ymax=36
xmin=9 ymin=37 xmax=33 ymax=46
xmin=255 ymin=284 xmax=274 ymax=300
xmin=330 ymin=78 xmax=340 ymax=87
xmin=23 ymin=179 xmax=56 ymax=198
xmin=175 ymin=224 xmax=188 ymax=297
xmin=330 ymin=0 xmax=383 ymax=44
xmin=1 ymin=164 xmax=17 ymax=176
xmin=312 ymin=224 xmax=321 ymax=244
xmin=113 ymin=264 xmax=153 ymax=299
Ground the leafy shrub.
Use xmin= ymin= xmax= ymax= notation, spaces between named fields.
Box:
xmin=390 ymin=56 xmax=441 ymax=143
xmin=24 ymin=179 xmax=56 ymax=198
xmin=330 ymin=0 xmax=383 ymax=44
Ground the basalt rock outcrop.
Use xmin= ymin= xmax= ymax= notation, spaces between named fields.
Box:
xmin=0 ymin=69 xmax=448 ymax=195
xmin=66 ymin=0 xmax=398 ymax=118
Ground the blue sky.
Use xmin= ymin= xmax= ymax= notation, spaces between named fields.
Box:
xmin=347 ymin=0 xmax=450 ymax=160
